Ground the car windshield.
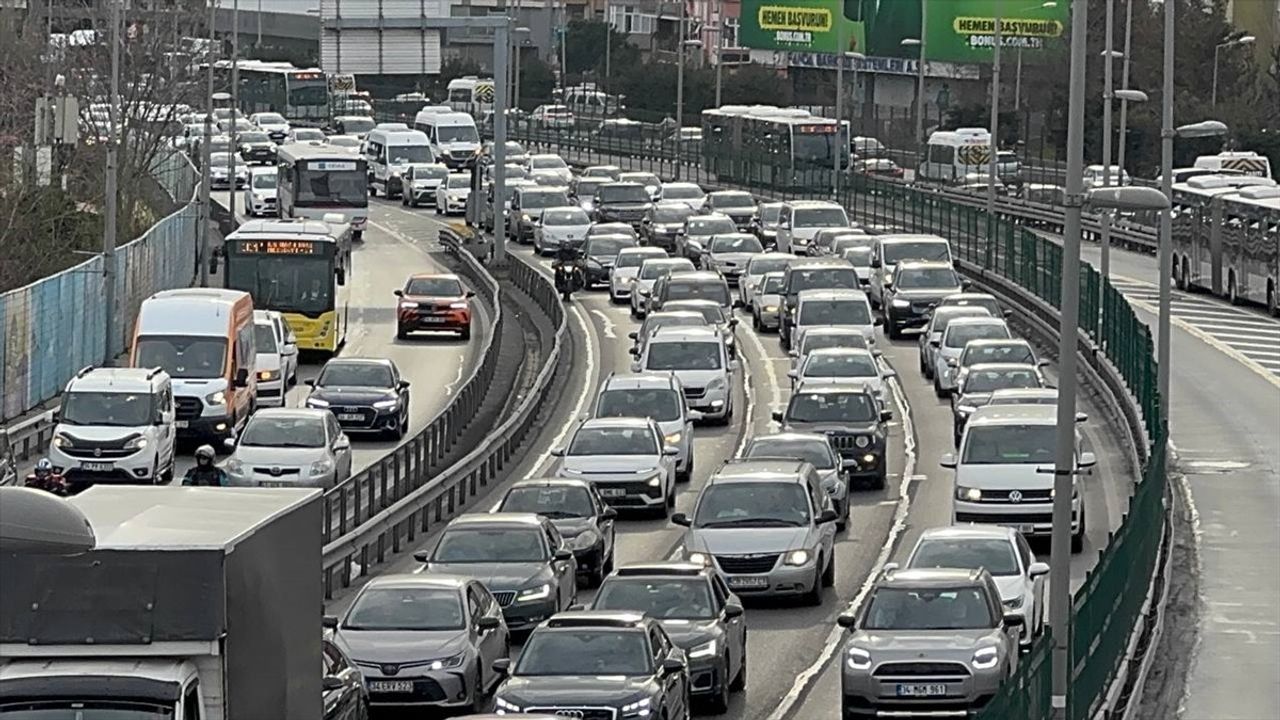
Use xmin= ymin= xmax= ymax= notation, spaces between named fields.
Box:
xmin=386 ymin=145 xmax=431 ymax=163
xmin=531 ymin=156 xmax=567 ymax=170
xmin=500 ymin=485 xmax=595 ymax=518
xmin=863 ymin=587 xmax=995 ymax=630
xmin=665 ymin=280 xmax=730 ymax=305
xmin=240 ymin=131 xmax=270 ymax=144
xmin=515 ymin=630 xmax=652 ymax=677
xmin=711 ymin=235 xmax=763 ymax=253
xmin=134 ymin=336 xmax=227 ymax=379
xmin=759 ymin=204 xmax=783 ymax=224
xmin=343 ymin=588 xmax=465 ymax=631
xmin=640 ymin=261 xmax=692 ymax=280
xmin=251 ymin=172 xmax=277 ymax=189
xmin=748 ymin=256 xmax=792 ymax=275
xmin=942 ymin=298 xmax=1002 ymax=316
xmin=883 ymin=241 xmax=952 ymax=265
xmin=662 ymin=185 xmax=704 ymax=200
xmin=911 ymin=539 xmax=1020 ymax=577
xmin=799 ymin=332 xmax=867 ymax=355
xmin=544 ymin=208 xmax=590 ymax=225
xmin=745 ymin=438 xmax=835 ymax=469
xmin=254 ymin=323 xmax=278 ymax=353
xmin=646 ymin=342 xmax=722 ymax=371
xmin=712 ymin=193 xmax=755 ymax=209
xmin=666 ymin=304 xmax=724 ymax=325
xmin=794 ymin=207 xmax=848 ymax=227
xmin=413 ymin=165 xmax=449 ymax=181
xmin=896 ymin=267 xmax=961 ymax=289
xmin=803 ymin=353 xmax=878 ymax=379
xmin=594 ymin=579 xmax=715 ymax=619
xmin=797 ymin=299 xmax=871 ymax=325
xmin=761 ymin=275 xmax=785 ymax=293
xmin=438 ymin=125 xmax=479 ymax=143
xmin=621 ymin=173 xmax=659 ymax=186
xmin=842 ymin=247 xmax=873 ymax=265
xmin=588 ymin=237 xmax=637 ymax=258
xmin=962 ymin=424 xmax=1056 ymax=464
xmin=788 ymin=268 xmax=860 ymax=293
xmin=596 ymin=389 xmax=682 ymax=422
xmin=445 ymin=175 xmax=470 ymax=189
xmin=60 ymin=391 xmax=154 ymax=427
xmin=963 ymin=344 xmax=1035 ymax=366
xmin=406 ymin=277 xmax=463 ymax=296
xmin=568 ymin=426 xmax=659 ymax=456
xmin=694 ymin=481 xmax=811 ymax=527
xmin=787 ymin=392 xmax=877 ymax=423
xmin=523 ymin=191 xmax=570 ymax=209
xmin=293 ymin=129 xmax=325 ymax=141
xmin=256 ymin=113 xmax=286 ymax=124
xmin=642 ymin=314 xmax=707 ymax=336
xmin=433 ymin=527 xmax=547 ymax=563
xmin=598 ymin=184 xmax=650 ymax=203
xmin=339 ymin=118 xmax=375 ymax=133
xmin=945 ymin=323 xmax=1010 ymax=348
xmin=318 ymin=362 xmax=393 ymax=388
xmin=240 ymin=415 xmax=326 ymax=447
xmin=687 ymin=217 xmax=737 ymax=235
xmin=617 ymin=251 xmax=663 ymax=268
xmin=963 ymin=368 xmax=1041 ymax=393
xmin=209 ymin=152 xmax=241 ymax=167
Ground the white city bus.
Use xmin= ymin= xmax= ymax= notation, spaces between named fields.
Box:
xmin=276 ymin=143 xmax=369 ymax=241
xmin=1171 ymin=175 xmax=1280 ymax=312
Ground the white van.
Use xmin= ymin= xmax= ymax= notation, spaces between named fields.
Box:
xmin=919 ymin=128 xmax=992 ymax=183
xmin=414 ymin=111 xmax=481 ymax=171
xmin=364 ymin=127 xmax=432 ymax=199
xmin=48 ymin=367 xmax=177 ymax=486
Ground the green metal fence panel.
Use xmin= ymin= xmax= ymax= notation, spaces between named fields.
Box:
xmin=977 ymin=634 xmax=1055 ymax=720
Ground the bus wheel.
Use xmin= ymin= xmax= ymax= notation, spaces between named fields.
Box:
xmin=1268 ymin=280 xmax=1278 ymax=317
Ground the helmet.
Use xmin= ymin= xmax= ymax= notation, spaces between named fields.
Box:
xmin=195 ymin=445 xmax=216 ymax=464
xmin=35 ymin=458 xmax=54 ymax=476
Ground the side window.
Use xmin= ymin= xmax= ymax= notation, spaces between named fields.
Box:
xmin=709 ymin=577 xmax=728 ymax=610
xmin=182 ymin=681 xmax=202 ymax=720
xmin=544 ymin=523 xmax=562 ymax=552
xmin=1015 ymin=534 xmax=1034 ymax=570
xmin=475 ymin=583 xmax=498 ymax=615
xmin=234 ymin=322 xmax=254 ymax=377
xmin=465 ymin=586 xmax=484 ymax=623
xmin=648 ymin=627 xmax=666 ymax=660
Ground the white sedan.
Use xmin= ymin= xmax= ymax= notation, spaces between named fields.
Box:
xmin=789 ymin=347 xmax=895 ymax=402
xmin=435 ymin=173 xmax=472 ymax=216
xmin=533 ymin=206 xmax=592 ymax=255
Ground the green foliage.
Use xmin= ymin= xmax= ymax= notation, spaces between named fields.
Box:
xmin=565 ymin=20 xmax=642 ymax=78
xmin=520 ymin=56 xmax=557 ymax=108
xmin=0 ymin=187 xmax=103 ymax=293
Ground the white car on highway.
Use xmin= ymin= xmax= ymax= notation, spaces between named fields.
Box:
xmin=528 ymin=154 xmax=573 ymax=184
xmin=249 ymin=111 xmax=290 ymax=142
xmin=789 ymin=347 xmax=895 ymax=402
xmin=609 ymin=247 xmax=668 ymax=304
xmin=243 ymin=167 xmax=277 ymax=217
xmin=658 ymin=182 xmax=706 ymax=212
xmin=252 ymin=311 xmax=287 ymax=408
xmin=534 ymin=206 xmax=592 ymax=253
xmin=435 ymin=173 xmax=472 ymax=216
xmin=223 ymin=408 xmax=352 ymax=490
xmin=932 ymin=317 xmax=1012 ymax=396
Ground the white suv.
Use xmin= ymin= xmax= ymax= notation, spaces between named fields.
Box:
xmin=631 ymin=326 xmax=737 ymax=424
xmin=48 ymin=367 xmax=177 ymax=487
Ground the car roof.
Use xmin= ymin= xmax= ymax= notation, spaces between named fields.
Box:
xmin=880 ymin=567 xmax=988 ymax=587
xmin=964 ymin=338 xmax=1031 ymax=349
xmin=579 ymin=416 xmax=656 ymax=430
xmin=896 ymin=260 xmax=955 ymax=271
xmin=507 ymin=477 xmax=595 ymax=492
xmin=804 ymin=346 xmax=876 ymax=359
xmin=990 ymin=388 xmax=1058 ymax=399
xmin=448 ymin=512 xmax=547 ymax=528
xmin=788 ymin=257 xmax=853 ymax=269
xmin=793 ymin=382 xmax=877 ymax=396
xmin=800 ymin=326 xmax=866 ymax=338
xmin=407 ymin=272 xmax=461 ymax=281
xmin=713 ymin=458 xmax=812 ymax=481
xmin=365 ymin=573 xmax=469 ymax=591
xmin=641 ymin=257 xmax=695 ymax=267
xmin=967 ymin=403 xmax=1058 ymax=426
xmin=964 ymin=362 xmax=1041 ymax=373
xmin=663 ymin=298 xmax=722 ymax=308
xmin=945 ymin=316 xmax=1008 ymax=329
xmin=666 ymin=271 xmax=725 ymax=284
xmin=601 ymin=372 xmax=682 ymax=391
xmin=942 ymin=292 xmax=998 ymax=303
xmin=544 ymin=610 xmax=649 ymax=629
xmin=619 ymin=246 xmax=668 ymax=256
xmin=797 ymin=288 xmax=869 ymax=301
xmin=745 ymin=431 xmax=834 ymax=447
xmin=67 ymin=367 xmax=166 ymax=392
xmin=250 ymin=407 xmax=328 ymax=421
xmin=915 ymin=525 xmax=1020 ymax=544
xmin=688 ymin=213 xmax=733 ymax=221
xmin=322 ymin=357 xmax=395 ymax=368
xmin=648 ymin=326 xmax=722 ymax=343
xmin=877 ymin=234 xmax=948 ymax=243
xmin=784 ymin=200 xmax=841 ymax=208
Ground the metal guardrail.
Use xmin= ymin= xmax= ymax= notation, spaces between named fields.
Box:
xmin=320 ymin=230 xmax=568 ymax=599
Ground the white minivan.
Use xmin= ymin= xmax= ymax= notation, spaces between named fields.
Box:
xmin=413 ymin=111 xmax=481 ymax=171
xmin=775 ymin=200 xmax=849 ymax=254
xmin=364 ymin=127 xmax=433 ymax=199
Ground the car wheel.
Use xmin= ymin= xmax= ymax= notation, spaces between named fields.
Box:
xmin=1071 ymin=510 xmax=1086 ymax=554
xmin=677 ymin=454 xmax=692 ymax=483
xmin=933 ymin=375 xmax=947 ymax=398
xmin=705 ymin=657 xmax=731 ymax=713
xmin=730 ymin=637 xmax=747 ymax=691
xmin=803 ymin=562 xmax=824 ymax=606
xmin=470 ymin=665 xmax=486 ymax=713
xmin=396 ymin=325 xmax=409 ymax=340
xmin=460 ymin=325 xmax=472 ymax=341
xmin=874 ymin=468 xmax=888 ymax=491
xmin=821 ymin=552 xmax=836 ymax=587
xmin=630 ymin=302 xmax=641 ymax=319
xmin=401 ymin=194 xmax=407 ymax=206
xmin=836 ymin=499 xmax=848 ymax=532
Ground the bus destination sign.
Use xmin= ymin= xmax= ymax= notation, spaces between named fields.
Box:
xmin=238 ymin=239 xmax=320 ymax=255
xmin=795 ymin=124 xmax=837 ymax=134
xmin=309 ymin=160 xmax=358 ymax=172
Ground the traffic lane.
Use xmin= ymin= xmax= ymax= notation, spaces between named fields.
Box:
xmin=767 ymin=332 xmax=1136 ymax=720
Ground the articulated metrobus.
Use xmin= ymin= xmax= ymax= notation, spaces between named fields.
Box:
xmin=214 ymin=60 xmax=331 ymax=125
xmin=701 ymin=105 xmax=849 ymax=189
xmin=222 ymin=219 xmax=352 ymax=354
xmin=275 ymin=143 xmax=370 ymax=240
xmin=1171 ymin=174 xmax=1280 ymax=314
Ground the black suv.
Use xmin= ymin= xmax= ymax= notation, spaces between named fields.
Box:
xmin=779 ymin=258 xmax=862 ymax=349
xmin=492 ymin=611 xmax=692 ymax=718
xmin=497 ymin=477 xmax=618 ymax=586
xmin=593 ymin=182 xmax=654 ymax=227
xmin=773 ymin=383 xmax=891 ymax=489
xmin=881 ymin=260 xmax=966 ymax=339
xmin=237 ymin=131 xmax=276 ymax=165
xmin=578 ymin=234 xmax=640 ymax=288
xmin=642 ymin=202 xmax=695 ymax=252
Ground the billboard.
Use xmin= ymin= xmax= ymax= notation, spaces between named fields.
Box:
xmin=739 ymin=0 xmax=1068 ymax=64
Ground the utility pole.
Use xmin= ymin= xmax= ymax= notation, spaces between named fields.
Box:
xmin=199 ymin=0 xmax=216 ymax=287
xmin=102 ymin=0 xmax=122 ymax=363
xmin=1157 ymin=0 xmax=1174 ymax=419
xmin=1099 ymin=0 xmax=1115 ymax=298
xmin=227 ymin=0 xmax=240 ymax=222
xmin=1115 ymin=0 xmax=1133 ymax=179
xmin=713 ymin=0 xmax=723 ymax=106
xmin=833 ymin=24 xmax=845 ymax=199
xmin=604 ymin=0 xmax=611 ymax=93
xmin=985 ymin=2 xmax=1002 ymax=225
xmin=675 ymin=0 xmax=686 ymax=180
xmin=492 ymin=22 xmax=511 ymax=266
xmin=914 ymin=0 xmax=927 ymax=146
xmin=1049 ymin=0 xmax=1089 ymax=717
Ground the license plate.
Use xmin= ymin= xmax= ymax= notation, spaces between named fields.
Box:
xmin=897 ymin=684 xmax=948 ymax=697
xmin=727 ymin=576 xmax=769 ymax=589
xmin=1015 ymin=524 xmax=1038 ymax=534
xmin=367 ymin=680 xmax=414 ymax=693
xmin=337 ymin=413 xmax=363 ymax=421
xmin=260 ymin=481 xmax=291 ymax=488
xmin=599 ymin=487 xmax=626 ymax=497
xmin=174 ymin=420 xmax=189 ymax=429
xmin=80 ymin=462 xmax=113 ymax=472
xmin=420 ymin=316 xmax=449 ymax=323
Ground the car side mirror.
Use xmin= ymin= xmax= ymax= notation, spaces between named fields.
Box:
xmin=1037 ymin=359 xmax=1052 ymax=368
xmin=466 ymin=290 xmax=477 ymax=298
xmin=836 ymin=613 xmax=858 ymax=629
xmin=628 ymin=346 xmax=640 ymax=356
xmin=771 ymin=410 xmax=785 ymax=423
xmin=234 ymin=368 xmax=250 ymax=387
xmin=322 ymin=615 xmax=339 ymax=629
xmin=724 ymin=602 xmax=745 ymax=619
xmin=222 ymin=437 xmax=237 ymax=451
xmin=939 ymin=453 xmax=958 ymax=469
xmin=687 ymin=409 xmax=704 ymax=422
xmin=304 ymin=378 xmax=316 ymax=387
xmin=602 ymin=507 xmax=618 ymax=520
xmin=787 ymin=370 xmax=798 ymax=380
xmin=492 ymin=658 xmax=512 ymax=675
xmin=322 ymin=676 xmax=344 ymax=691
xmin=882 ymin=369 xmax=897 ymax=379
xmin=661 ymin=657 xmax=686 ymax=675
xmin=334 ymin=434 xmax=351 ymax=451
xmin=630 ymin=362 xmax=642 ymax=372
xmin=728 ymin=318 xmax=739 ymax=327
xmin=1079 ymin=451 xmax=1097 ymax=468
xmin=396 ymin=380 xmax=411 ymax=390
xmin=961 ymin=279 xmax=973 ymax=290
xmin=477 ymin=615 xmax=501 ymax=631
xmin=628 ymin=331 xmax=639 ymax=340
xmin=818 ymin=508 xmax=838 ymax=524
xmin=880 ymin=409 xmax=894 ymax=422
xmin=1003 ymin=613 xmax=1026 ymax=628
xmin=413 ymin=551 xmax=431 ymax=564
xmin=335 ymin=267 xmax=346 ymax=286
xmin=1075 ymin=412 xmax=1089 ymax=423
xmin=1028 ymin=561 xmax=1050 ymax=578
xmin=733 ymin=299 xmax=745 ymax=309
xmin=671 ymin=512 xmax=692 ymax=527
xmin=549 ymin=447 xmax=566 ymax=457
xmin=929 ymin=339 xmax=941 ymax=347
xmin=663 ymin=445 xmax=680 ymax=456
xmin=393 ymin=289 xmax=403 ymax=297
xmin=554 ymin=548 xmax=574 ymax=562
xmin=870 ymin=258 xmax=881 ymax=268
xmin=874 ymin=316 xmax=883 ymax=326
xmin=946 ymin=358 xmax=958 ymax=367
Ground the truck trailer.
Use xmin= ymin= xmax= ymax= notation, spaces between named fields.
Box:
xmin=0 ymin=486 xmax=324 ymax=720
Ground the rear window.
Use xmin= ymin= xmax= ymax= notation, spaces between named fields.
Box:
xmin=665 ymin=278 xmax=730 ymax=306
xmin=797 ymin=299 xmax=872 ymax=325
xmin=598 ymin=184 xmax=650 ymax=203
xmin=793 ymin=207 xmax=848 ymax=227
xmin=944 ymin=323 xmax=1011 ymax=348
xmin=787 ymin=267 xmax=860 ymax=293
xmin=523 ymin=190 xmax=570 ymax=209
xmin=882 ymin=241 xmax=952 ymax=265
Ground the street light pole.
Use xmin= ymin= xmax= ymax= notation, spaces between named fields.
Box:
xmin=1115 ymin=0 xmax=1133 ymax=184
xmin=1099 ymin=0 xmax=1116 ymax=297
xmin=1157 ymin=0 xmax=1174 ymax=421
xmin=1212 ymin=36 xmax=1256 ymax=108
xmin=675 ymin=0 xmax=686 ymax=179
xmin=1049 ymin=0 xmax=1089 ymax=716
xmin=985 ymin=2 xmax=1001 ymax=224
xmin=915 ymin=1 xmax=927 ymax=146
xmin=228 ymin=0 xmax=240 ymax=221
xmin=714 ymin=0 xmax=723 ymax=106
xmin=102 ymin=0 xmax=122 ymax=363
xmin=199 ymin=0 xmax=217 ymax=287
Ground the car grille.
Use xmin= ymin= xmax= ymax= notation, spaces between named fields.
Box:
xmin=258 ymin=387 xmax=281 ymax=398
xmin=715 ymin=553 xmax=779 ymax=574
xmin=526 ymin=708 xmax=616 ymax=720
xmin=60 ymin=436 xmax=137 ymax=459
xmin=175 ymin=396 xmax=203 ymax=421
xmin=956 ymin=511 xmax=1054 ymax=524
xmin=682 ymin=386 xmax=706 ymax=399
xmin=253 ymin=467 xmax=302 ymax=476
xmin=873 ymin=662 xmax=972 ymax=677
xmin=492 ymin=591 xmax=516 ymax=607
xmin=980 ymin=488 xmax=1053 ymax=503
xmin=827 ymin=433 xmax=874 ymax=453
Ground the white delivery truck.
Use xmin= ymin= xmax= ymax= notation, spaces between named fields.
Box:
xmin=0 ymin=485 xmax=324 ymax=720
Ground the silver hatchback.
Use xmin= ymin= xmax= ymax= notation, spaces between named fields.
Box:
xmin=553 ymin=417 xmax=679 ymax=517
xmin=593 ymin=372 xmax=701 ymax=482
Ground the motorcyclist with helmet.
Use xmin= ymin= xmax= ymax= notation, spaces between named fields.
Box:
xmin=25 ymin=458 xmax=69 ymax=496
xmin=182 ymin=445 xmax=228 ymax=487
xmin=552 ymin=242 xmax=582 ymax=301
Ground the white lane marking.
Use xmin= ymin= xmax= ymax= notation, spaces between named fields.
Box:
xmin=764 ymin=368 xmax=920 ymax=720
xmin=443 ymin=363 xmax=465 ymax=396
xmin=590 ymin=309 xmax=618 ymax=339
xmin=732 ymin=329 xmax=772 ymax=458
xmin=524 ymin=301 xmax=597 ymax=479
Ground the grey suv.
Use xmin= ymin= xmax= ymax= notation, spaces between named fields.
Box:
xmin=837 ymin=567 xmax=1022 ymax=719
xmin=673 ymin=459 xmax=838 ymax=606
xmin=774 ymin=383 xmax=892 ymax=490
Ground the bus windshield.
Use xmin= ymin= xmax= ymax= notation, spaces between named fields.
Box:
xmin=226 ymin=253 xmax=335 ymax=315
xmin=793 ymin=132 xmax=837 ymax=164
xmin=296 ymin=165 xmax=367 ymax=207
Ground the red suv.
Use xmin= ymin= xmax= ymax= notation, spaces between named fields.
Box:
xmin=394 ymin=273 xmax=475 ymax=340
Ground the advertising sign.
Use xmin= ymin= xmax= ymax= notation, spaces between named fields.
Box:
xmin=739 ymin=0 xmax=1067 ymax=64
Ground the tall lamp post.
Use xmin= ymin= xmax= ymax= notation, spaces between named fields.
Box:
xmin=103 ymin=0 xmax=123 ymax=362
xmin=1212 ymin=35 xmax=1255 ymax=108
xmin=833 ymin=49 xmax=865 ymax=198
xmin=1098 ymin=0 xmax=1121 ymax=296
xmin=900 ymin=37 xmax=925 ymax=148
xmin=1100 ymin=86 xmax=1147 ymax=292
xmin=228 ymin=0 xmax=240 ymax=222
xmin=984 ymin=2 xmax=1002 ymax=226
xmin=1114 ymin=0 xmax=1135 ymax=178
xmin=714 ymin=0 xmax=724 ymax=106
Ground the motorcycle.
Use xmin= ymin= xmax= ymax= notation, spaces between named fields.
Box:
xmin=553 ymin=262 xmax=581 ymax=302
xmin=25 ymin=471 xmax=70 ymax=497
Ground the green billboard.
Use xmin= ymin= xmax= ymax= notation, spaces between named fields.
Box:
xmin=739 ymin=0 xmax=1068 ymax=64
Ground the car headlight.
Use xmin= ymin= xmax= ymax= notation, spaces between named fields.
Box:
xmin=224 ymin=458 xmax=244 ymax=475
xmin=399 ymin=300 xmax=419 ymax=308
xmin=306 ymin=397 xmax=330 ymax=408
xmin=309 ymin=459 xmax=334 ymax=477
xmin=621 ymin=697 xmax=652 ymax=717
xmin=517 ymin=583 xmax=551 ymax=602
xmin=972 ymin=646 xmax=1000 ymax=670
xmin=764 ymin=305 xmax=778 ymax=313
xmin=891 ymin=298 xmax=910 ymax=307
xmin=570 ymin=529 xmax=601 ymax=550
xmin=846 ymin=646 xmax=872 ymax=670
xmin=426 ymin=653 xmax=466 ymax=671
xmin=449 ymin=301 xmax=469 ymax=309
xmin=494 ymin=697 xmax=522 ymax=712
xmin=123 ymin=436 xmax=149 ymax=450
xmin=52 ymin=434 xmax=74 ymax=448
xmin=522 ymin=213 xmax=532 ymax=222
xmin=205 ymin=390 xmax=226 ymax=405
xmin=1003 ymin=595 xmax=1025 ymax=610
xmin=646 ymin=474 xmax=663 ymax=487
xmin=664 ymin=432 xmax=682 ymax=445
xmin=784 ymin=549 xmax=811 ymax=566
xmin=687 ymin=552 xmax=711 ymax=566
xmin=390 ymin=171 xmax=401 ymax=179
xmin=687 ymin=639 xmax=717 ymax=659
xmin=956 ymin=486 xmax=983 ymax=502
xmin=372 ymin=398 xmax=398 ymax=410
xmin=257 ymin=369 xmax=278 ymax=381
xmin=855 ymin=435 xmax=871 ymax=448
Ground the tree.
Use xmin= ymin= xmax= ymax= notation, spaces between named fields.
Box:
xmin=564 ymin=20 xmax=641 ymax=78
xmin=519 ymin=56 xmax=556 ymax=108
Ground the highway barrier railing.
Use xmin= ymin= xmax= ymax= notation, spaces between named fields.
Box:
xmin=1 ymin=150 xmax=201 ymax=429
xmin=504 ymin=126 xmax=1168 ymax=720
xmin=320 ymin=228 xmax=568 ymax=599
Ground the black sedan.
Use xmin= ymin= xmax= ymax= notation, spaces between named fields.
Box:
xmin=305 ymin=358 xmax=410 ymax=439
xmin=496 ymin=478 xmax=618 ymax=586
